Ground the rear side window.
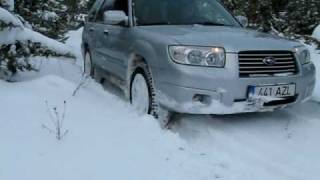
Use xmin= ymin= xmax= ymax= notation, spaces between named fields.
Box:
xmin=96 ymin=0 xmax=129 ymax=22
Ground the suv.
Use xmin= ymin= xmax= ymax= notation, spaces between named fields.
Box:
xmin=82 ymin=0 xmax=316 ymax=126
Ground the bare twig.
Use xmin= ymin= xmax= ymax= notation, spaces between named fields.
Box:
xmin=43 ymin=101 xmax=68 ymax=141
xmin=41 ymin=124 xmax=55 ymax=134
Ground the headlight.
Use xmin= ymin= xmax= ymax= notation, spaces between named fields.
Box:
xmin=295 ymin=47 xmax=311 ymax=65
xmin=169 ymin=46 xmax=226 ymax=67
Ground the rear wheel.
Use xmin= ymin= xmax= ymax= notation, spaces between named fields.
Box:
xmin=130 ymin=65 xmax=173 ymax=128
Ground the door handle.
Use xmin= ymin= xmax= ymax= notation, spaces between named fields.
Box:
xmin=103 ymin=29 xmax=109 ymax=36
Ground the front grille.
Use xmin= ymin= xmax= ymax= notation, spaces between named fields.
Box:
xmin=238 ymin=51 xmax=298 ymax=77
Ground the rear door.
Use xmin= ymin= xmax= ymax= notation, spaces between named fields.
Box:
xmin=94 ymin=0 xmax=131 ymax=80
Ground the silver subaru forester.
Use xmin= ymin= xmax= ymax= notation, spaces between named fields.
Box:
xmin=82 ymin=0 xmax=316 ymax=126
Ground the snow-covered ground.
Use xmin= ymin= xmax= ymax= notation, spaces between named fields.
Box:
xmin=0 ymin=29 xmax=320 ymax=180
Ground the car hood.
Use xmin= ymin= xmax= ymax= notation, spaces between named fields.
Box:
xmin=138 ymin=25 xmax=301 ymax=53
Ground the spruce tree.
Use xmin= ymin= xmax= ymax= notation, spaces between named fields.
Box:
xmin=0 ymin=4 xmax=74 ymax=79
xmin=222 ymin=0 xmax=273 ymax=31
xmin=15 ymin=0 xmax=68 ymax=39
xmin=223 ymin=0 xmax=320 ymax=36
xmin=285 ymin=0 xmax=320 ymax=35
xmin=64 ymin=0 xmax=93 ymax=28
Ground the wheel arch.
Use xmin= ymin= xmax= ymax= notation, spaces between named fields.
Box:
xmin=125 ymin=54 xmax=147 ymax=98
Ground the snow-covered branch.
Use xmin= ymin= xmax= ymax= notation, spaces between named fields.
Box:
xmin=0 ymin=7 xmax=75 ymax=78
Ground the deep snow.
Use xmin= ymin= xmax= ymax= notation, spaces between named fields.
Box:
xmin=0 ymin=76 xmax=192 ymax=180
xmin=0 ymin=28 xmax=320 ymax=180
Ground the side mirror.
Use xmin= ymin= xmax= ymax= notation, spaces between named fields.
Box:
xmin=104 ymin=10 xmax=128 ymax=25
xmin=236 ymin=16 xmax=248 ymax=27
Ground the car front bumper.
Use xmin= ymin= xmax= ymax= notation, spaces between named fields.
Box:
xmin=155 ymin=54 xmax=316 ymax=114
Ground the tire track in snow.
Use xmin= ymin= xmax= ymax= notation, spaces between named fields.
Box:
xmin=173 ymin=110 xmax=317 ymax=180
xmin=208 ymin=114 xmax=317 ymax=179
xmin=205 ymin=125 xmax=302 ymax=180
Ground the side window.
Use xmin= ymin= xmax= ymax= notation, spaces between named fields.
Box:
xmin=96 ymin=0 xmax=128 ymax=23
xmin=88 ymin=0 xmax=103 ymax=22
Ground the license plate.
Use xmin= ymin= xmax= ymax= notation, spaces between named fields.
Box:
xmin=248 ymin=84 xmax=296 ymax=98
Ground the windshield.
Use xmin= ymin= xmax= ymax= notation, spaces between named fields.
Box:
xmin=133 ymin=0 xmax=240 ymax=26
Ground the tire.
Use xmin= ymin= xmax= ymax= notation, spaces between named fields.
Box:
xmin=84 ymin=51 xmax=94 ymax=77
xmin=130 ymin=71 xmax=151 ymax=114
xmin=130 ymin=64 xmax=173 ymax=128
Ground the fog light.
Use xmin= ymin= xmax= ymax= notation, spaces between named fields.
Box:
xmin=193 ymin=94 xmax=211 ymax=105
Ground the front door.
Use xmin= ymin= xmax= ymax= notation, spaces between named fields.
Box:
xmin=94 ymin=0 xmax=130 ymax=81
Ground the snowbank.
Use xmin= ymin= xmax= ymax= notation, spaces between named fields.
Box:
xmin=312 ymin=25 xmax=320 ymax=40
xmin=65 ymin=28 xmax=84 ymax=64
xmin=0 ymin=75 xmax=194 ymax=180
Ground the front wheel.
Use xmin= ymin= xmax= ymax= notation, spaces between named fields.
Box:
xmin=130 ymin=67 xmax=173 ymax=128
xmin=130 ymin=72 xmax=151 ymax=114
